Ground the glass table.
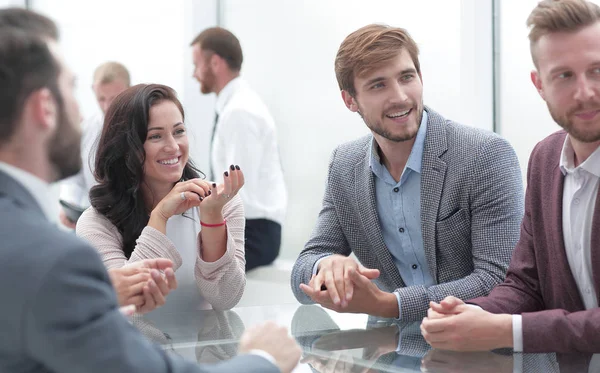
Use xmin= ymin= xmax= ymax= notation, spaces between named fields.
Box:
xmin=132 ymin=303 xmax=597 ymax=373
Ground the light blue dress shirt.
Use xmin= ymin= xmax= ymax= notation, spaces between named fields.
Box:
xmin=369 ymin=111 xmax=433 ymax=319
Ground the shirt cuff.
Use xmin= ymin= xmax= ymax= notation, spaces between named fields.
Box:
xmin=312 ymin=256 xmax=331 ymax=276
xmin=512 ymin=315 xmax=523 ymax=352
xmin=394 ymin=291 xmax=402 ymax=321
xmin=248 ymin=349 xmax=277 ymax=367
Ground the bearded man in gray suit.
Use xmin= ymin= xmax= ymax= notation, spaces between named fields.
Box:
xmin=0 ymin=8 xmax=300 ymax=373
xmin=291 ymin=24 xmax=524 ymax=321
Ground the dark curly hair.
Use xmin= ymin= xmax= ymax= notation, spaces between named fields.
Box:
xmin=90 ymin=83 xmax=202 ymax=258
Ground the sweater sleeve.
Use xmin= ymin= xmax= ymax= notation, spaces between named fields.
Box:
xmin=194 ymin=195 xmax=246 ymax=310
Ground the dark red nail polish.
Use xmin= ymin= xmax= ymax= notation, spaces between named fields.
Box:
xmin=230 ymin=164 xmax=235 ymax=171
xmin=235 ymin=165 xmax=240 ymax=170
xmin=224 ymin=171 xmax=229 ymax=177
xmin=212 ymin=183 xmax=217 ymax=188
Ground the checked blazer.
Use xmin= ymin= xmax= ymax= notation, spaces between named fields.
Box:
xmin=291 ymin=107 xmax=524 ymax=321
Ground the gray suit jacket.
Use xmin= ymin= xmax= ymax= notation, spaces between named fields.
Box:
xmin=0 ymin=170 xmax=278 ymax=373
xmin=291 ymin=107 xmax=524 ymax=321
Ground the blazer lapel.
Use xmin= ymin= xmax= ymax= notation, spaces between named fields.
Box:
xmin=549 ymin=164 xmax=585 ymax=310
xmin=420 ymin=108 xmax=448 ymax=284
xmin=354 ymin=144 xmax=405 ymax=289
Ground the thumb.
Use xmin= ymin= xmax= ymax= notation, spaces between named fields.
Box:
xmin=358 ymin=265 xmax=380 ymax=279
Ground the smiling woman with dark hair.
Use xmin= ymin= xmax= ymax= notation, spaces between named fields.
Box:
xmin=76 ymin=83 xmax=247 ymax=312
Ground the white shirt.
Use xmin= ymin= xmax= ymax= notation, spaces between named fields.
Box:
xmin=59 ymin=112 xmax=103 ymax=208
xmin=512 ymin=135 xmax=600 ymax=371
xmin=212 ymin=77 xmax=287 ymax=224
xmin=0 ymin=162 xmax=57 ymax=223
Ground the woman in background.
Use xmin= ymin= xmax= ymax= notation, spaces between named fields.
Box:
xmin=77 ymin=83 xmax=246 ymax=312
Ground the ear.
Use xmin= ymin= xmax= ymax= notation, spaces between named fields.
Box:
xmin=27 ymin=87 xmax=57 ymax=132
xmin=531 ymin=70 xmax=546 ymax=101
xmin=341 ymin=90 xmax=359 ymax=112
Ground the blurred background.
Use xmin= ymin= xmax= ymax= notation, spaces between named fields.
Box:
xmin=0 ymin=0 xmax=570 ymax=264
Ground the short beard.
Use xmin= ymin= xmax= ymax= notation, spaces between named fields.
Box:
xmin=48 ymin=104 xmax=82 ymax=181
xmin=548 ymin=102 xmax=600 ymax=143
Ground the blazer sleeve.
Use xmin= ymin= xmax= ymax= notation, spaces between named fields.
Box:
xmin=194 ymin=195 xmax=246 ymax=310
xmin=469 ymin=141 xmax=545 ymax=315
xmin=23 ymin=241 xmax=279 ymax=373
xmin=397 ymin=135 xmax=525 ymax=320
xmin=291 ymin=147 xmax=352 ymax=304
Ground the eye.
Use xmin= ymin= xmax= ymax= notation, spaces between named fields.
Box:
xmin=148 ymin=134 xmax=160 ymax=140
xmin=370 ymin=82 xmax=385 ymax=90
xmin=557 ymin=71 xmax=573 ymax=80
xmin=175 ymin=128 xmax=186 ymax=135
xmin=401 ymin=74 xmax=415 ymax=82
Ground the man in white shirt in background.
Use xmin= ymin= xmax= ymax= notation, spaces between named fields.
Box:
xmin=190 ymin=27 xmax=287 ymax=271
xmin=58 ymin=61 xmax=130 ymax=228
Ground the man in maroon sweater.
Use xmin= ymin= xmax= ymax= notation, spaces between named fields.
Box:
xmin=421 ymin=0 xmax=600 ymax=355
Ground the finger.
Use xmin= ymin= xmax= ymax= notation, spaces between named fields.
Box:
xmin=148 ymin=279 xmax=166 ymax=307
xmin=188 ymin=178 xmax=211 ymax=196
xmin=228 ymin=164 xmax=240 ymax=192
xmin=300 ymin=283 xmax=316 ymax=298
xmin=332 ymin=260 xmax=347 ymax=306
xmin=343 ymin=264 xmax=354 ymax=303
xmin=348 ymin=267 xmax=372 ymax=289
xmin=210 ymin=182 xmax=218 ymax=198
xmin=324 ymin=268 xmax=341 ymax=305
xmin=139 ymin=285 xmax=156 ymax=314
xmin=357 ymin=265 xmax=380 ymax=280
xmin=151 ymin=269 xmax=170 ymax=296
xmin=235 ymin=166 xmax=245 ymax=189
xmin=122 ymin=272 xmax=151 ymax=287
xmin=165 ymin=268 xmax=177 ymax=290
xmin=127 ymin=294 xmax=145 ymax=307
xmin=427 ymin=307 xmax=451 ymax=320
xmin=421 ymin=317 xmax=449 ymax=334
xmin=441 ymin=296 xmax=465 ymax=309
xmin=142 ymin=258 xmax=174 ymax=271
xmin=312 ymin=272 xmax=325 ymax=292
xmin=223 ymin=169 xmax=233 ymax=196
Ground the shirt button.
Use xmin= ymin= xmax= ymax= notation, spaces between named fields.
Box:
xmin=393 ymin=187 xmax=399 ymax=193
xmin=399 ymin=227 xmax=405 ymax=233
xmin=586 ymin=288 xmax=592 ymax=294
xmin=574 ymin=198 xmax=580 ymax=205
xmin=412 ymin=264 xmax=418 ymax=270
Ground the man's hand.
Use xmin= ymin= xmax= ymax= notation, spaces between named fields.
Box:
xmin=59 ymin=208 xmax=77 ymax=229
xmin=420 ymin=304 xmax=513 ymax=351
xmin=108 ymin=259 xmax=177 ymax=313
xmin=426 ymin=296 xmax=465 ymax=320
xmin=301 ymin=267 xmax=398 ymax=318
xmin=239 ymin=321 xmax=302 ymax=373
xmin=299 ymin=255 xmax=380 ymax=308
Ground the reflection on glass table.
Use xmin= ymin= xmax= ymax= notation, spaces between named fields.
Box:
xmin=131 ymin=303 xmax=598 ymax=373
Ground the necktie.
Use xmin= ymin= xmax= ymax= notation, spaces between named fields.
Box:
xmin=209 ymin=112 xmax=219 ymax=181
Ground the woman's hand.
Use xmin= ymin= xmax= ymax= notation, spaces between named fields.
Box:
xmin=152 ymin=179 xmax=212 ymax=221
xmin=198 ymin=165 xmax=245 ymax=218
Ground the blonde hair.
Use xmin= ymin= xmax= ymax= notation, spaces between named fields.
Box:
xmin=93 ymin=61 xmax=130 ymax=86
xmin=527 ymin=0 xmax=600 ymax=65
xmin=335 ymin=24 xmax=420 ymax=97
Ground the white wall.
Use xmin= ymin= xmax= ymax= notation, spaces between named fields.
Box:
xmin=0 ymin=0 xmax=24 ymax=7
xmin=31 ymin=0 xmax=217 ymax=166
xmin=221 ymin=0 xmax=494 ymax=260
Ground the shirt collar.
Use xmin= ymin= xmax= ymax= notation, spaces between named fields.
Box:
xmin=215 ymin=76 xmax=243 ymax=116
xmin=559 ymin=135 xmax=600 ymax=178
xmin=369 ymin=109 xmax=428 ymax=177
xmin=0 ymin=161 xmax=57 ymax=222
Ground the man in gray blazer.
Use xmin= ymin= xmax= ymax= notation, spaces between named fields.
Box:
xmin=0 ymin=9 xmax=300 ymax=373
xmin=291 ymin=24 xmax=524 ymax=321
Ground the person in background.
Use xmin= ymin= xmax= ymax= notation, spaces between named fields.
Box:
xmin=191 ymin=27 xmax=287 ymax=271
xmin=59 ymin=61 xmax=130 ymax=228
